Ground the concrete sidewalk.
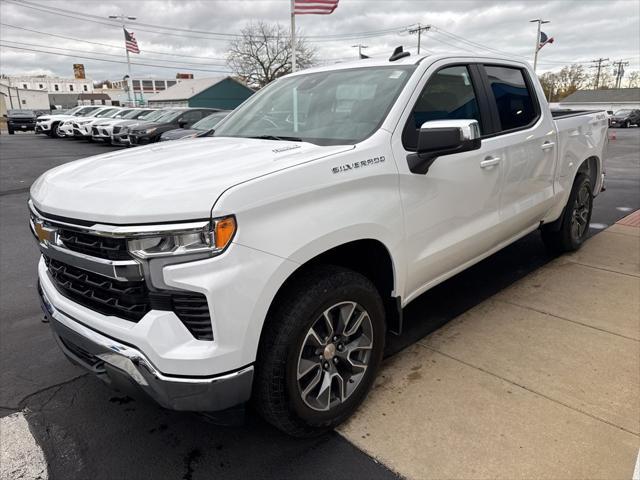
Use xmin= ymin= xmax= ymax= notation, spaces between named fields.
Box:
xmin=339 ymin=213 xmax=640 ymax=479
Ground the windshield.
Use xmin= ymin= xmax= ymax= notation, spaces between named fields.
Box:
xmin=215 ymin=66 xmax=415 ymax=145
xmin=75 ymin=106 xmax=100 ymax=116
xmin=614 ymin=109 xmax=632 ymax=115
xmin=95 ymin=108 xmax=120 ymax=118
xmin=139 ymin=110 xmax=170 ymax=122
xmin=8 ymin=110 xmax=35 ymax=117
xmin=155 ymin=110 xmax=185 ymax=123
xmin=126 ymin=109 xmax=153 ymax=119
xmin=192 ymin=112 xmax=229 ymax=130
xmin=113 ymin=109 xmax=134 ymax=118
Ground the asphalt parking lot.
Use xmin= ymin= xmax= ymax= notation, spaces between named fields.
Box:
xmin=1 ymin=129 xmax=639 ymax=479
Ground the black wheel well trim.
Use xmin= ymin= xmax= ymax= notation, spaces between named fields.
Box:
xmin=263 ymin=239 xmax=403 ymax=338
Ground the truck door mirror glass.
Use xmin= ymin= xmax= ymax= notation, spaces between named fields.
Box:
xmin=407 ymin=119 xmax=481 ymax=174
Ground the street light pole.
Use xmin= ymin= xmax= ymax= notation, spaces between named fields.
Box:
xmin=530 ymin=18 xmax=550 ymax=72
xmin=109 ymin=13 xmax=137 ymax=106
xmin=351 ymin=44 xmax=368 ymax=59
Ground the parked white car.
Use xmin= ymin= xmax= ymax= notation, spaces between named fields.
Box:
xmin=91 ymin=109 xmax=155 ymax=143
xmin=30 ymin=52 xmax=607 ymax=436
xmin=58 ymin=107 xmax=124 ymax=139
xmin=35 ymin=106 xmax=101 ymax=137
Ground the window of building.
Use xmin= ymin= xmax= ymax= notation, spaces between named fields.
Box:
xmin=142 ymin=80 xmax=154 ymax=91
xmin=403 ymin=65 xmax=482 ymax=151
xmin=83 ymin=85 xmax=88 ymax=92
xmin=22 ymin=84 xmax=28 ymax=89
xmin=166 ymin=81 xmax=177 ymax=87
xmin=39 ymin=84 xmax=44 ymax=89
xmin=69 ymin=85 xmax=74 ymax=92
xmin=54 ymin=84 xmax=59 ymax=91
xmin=484 ymin=65 xmax=538 ymax=132
xmin=22 ymin=99 xmax=26 ymax=105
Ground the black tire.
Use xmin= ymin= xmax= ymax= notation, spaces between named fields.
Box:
xmin=541 ymin=173 xmax=593 ymax=253
xmin=625 ymin=120 xmax=631 ymax=128
xmin=51 ymin=122 xmax=61 ymax=138
xmin=8 ymin=129 xmax=14 ymax=135
xmin=253 ymin=265 xmax=386 ymax=437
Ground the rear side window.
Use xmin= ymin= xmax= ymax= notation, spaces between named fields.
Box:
xmin=485 ymin=66 xmax=537 ymax=131
xmin=403 ymin=65 xmax=482 ymax=150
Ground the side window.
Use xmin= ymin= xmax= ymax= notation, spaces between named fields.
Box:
xmin=403 ymin=65 xmax=482 ymax=151
xmin=484 ymin=65 xmax=537 ymax=131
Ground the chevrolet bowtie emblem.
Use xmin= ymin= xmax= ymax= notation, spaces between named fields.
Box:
xmin=34 ymin=221 xmax=55 ymax=243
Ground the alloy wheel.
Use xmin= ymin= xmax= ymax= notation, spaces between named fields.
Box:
xmin=296 ymin=301 xmax=373 ymax=412
xmin=571 ymin=183 xmax=591 ymax=241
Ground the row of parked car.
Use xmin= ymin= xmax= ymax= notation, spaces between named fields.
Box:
xmin=29 ymin=106 xmax=229 ymax=146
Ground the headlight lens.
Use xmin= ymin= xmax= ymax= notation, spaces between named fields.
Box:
xmin=128 ymin=216 xmax=236 ymax=259
xmin=145 ymin=127 xmax=157 ymax=134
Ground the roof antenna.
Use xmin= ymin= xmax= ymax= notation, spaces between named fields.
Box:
xmin=389 ymin=46 xmax=410 ymax=62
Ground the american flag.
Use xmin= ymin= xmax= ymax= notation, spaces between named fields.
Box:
xmin=124 ymin=28 xmax=140 ymax=54
xmin=293 ymin=0 xmax=339 ymax=15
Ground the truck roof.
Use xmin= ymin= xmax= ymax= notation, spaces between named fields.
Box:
xmin=288 ymin=52 xmax=531 ymax=77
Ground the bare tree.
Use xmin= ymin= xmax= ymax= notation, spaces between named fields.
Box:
xmin=227 ymin=22 xmax=315 ymax=89
xmin=626 ymin=71 xmax=640 ymax=88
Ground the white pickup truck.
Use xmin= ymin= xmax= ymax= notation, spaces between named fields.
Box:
xmin=30 ymin=51 xmax=607 ymax=436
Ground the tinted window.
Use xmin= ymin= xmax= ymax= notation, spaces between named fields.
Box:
xmin=178 ymin=111 xmax=204 ymax=125
xmin=403 ymin=65 xmax=481 ymax=150
xmin=485 ymin=66 xmax=537 ymax=131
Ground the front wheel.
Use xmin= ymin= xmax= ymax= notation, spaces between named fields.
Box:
xmin=541 ymin=173 xmax=593 ymax=253
xmin=51 ymin=123 xmax=64 ymax=138
xmin=625 ymin=120 xmax=631 ymax=128
xmin=253 ymin=265 xmax=386 ymax=437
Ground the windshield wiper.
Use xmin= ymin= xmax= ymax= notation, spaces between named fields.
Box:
xmin=249 ymin=135 xmax=302 ymax=142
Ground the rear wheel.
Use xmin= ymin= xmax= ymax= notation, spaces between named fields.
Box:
xmin=254 ymin=265 xmax=386 ymax=437
xmin=541 ymin=173 xmax=593 ymax=253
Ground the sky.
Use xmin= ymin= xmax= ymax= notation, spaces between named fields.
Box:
xmin=0 ymin=0 xmax=638 ymax=83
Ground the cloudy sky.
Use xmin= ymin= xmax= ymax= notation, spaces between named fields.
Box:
xmin=0 ymin=0 xmax=638 ymax=83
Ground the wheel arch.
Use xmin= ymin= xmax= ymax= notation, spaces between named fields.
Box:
xmin=262 ymin=239 xmax=402 ymax=343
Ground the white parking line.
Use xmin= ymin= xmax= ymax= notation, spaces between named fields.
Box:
xmin=0 ymin=412 xmax=48 ymax=480
xmin=633 ymin=448 xmax=640 ymax=480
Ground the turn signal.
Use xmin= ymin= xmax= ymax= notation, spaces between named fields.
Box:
xmin=213 ymin=216 xmax=236 ymax=250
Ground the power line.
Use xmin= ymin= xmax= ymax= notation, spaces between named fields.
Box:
xmin=0 ymin=23 xmax=229 ymax=61
xmin=0 ymin=39 xmax=228 ymax=67
xmin=0 ymin=44 xmax=232 ymax=73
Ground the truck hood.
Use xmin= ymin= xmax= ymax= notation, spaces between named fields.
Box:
xmin=30 ymin=137 xmax=353 ymax=224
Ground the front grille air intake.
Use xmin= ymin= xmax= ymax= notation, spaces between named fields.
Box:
xmin=58 ymin=228 xmax=131 ymax=260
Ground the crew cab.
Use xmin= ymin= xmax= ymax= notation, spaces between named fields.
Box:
xmin=30 ymin=52 xmax=607 ymax=437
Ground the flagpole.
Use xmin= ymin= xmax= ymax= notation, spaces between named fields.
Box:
xmin=290 ymin=0 xmax=296 ymax=72
xmin=530 ymin=18 xmax=549 ymax=72
xmin=109 ymin=13 xmax=137 ymax=106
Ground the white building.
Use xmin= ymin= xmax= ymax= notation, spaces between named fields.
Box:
xmin=0 ymin=82 xmax=50 ymax=111
xmin=4 ymin=75 xmax=94 ymax=94
xmin=110 ymin=78 xmax=180 ymax=95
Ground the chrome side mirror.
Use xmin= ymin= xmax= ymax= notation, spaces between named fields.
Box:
xmin=408 ymin=119 xmax=481 ymax=174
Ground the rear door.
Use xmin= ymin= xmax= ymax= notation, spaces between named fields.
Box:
xmin=479 ymin=64 xmax=557 ymax=235
xmin=392 ymin=62 xmax=506 ymax=301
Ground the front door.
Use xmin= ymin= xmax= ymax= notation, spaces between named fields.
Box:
xmin=392 ymin=63 xmax=505 ymax=303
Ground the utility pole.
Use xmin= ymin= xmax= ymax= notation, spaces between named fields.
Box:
xmin=351 ymin=43 xmax=368 ymax=59
xmin=408 ymin=24 xmax=430 ymax=55
xmin=612 ymin=60 xmax=629 ymax=89
xmin=529 ymin=18 xmax=550 ymax=72
xmin=109 ymin=13 xmax=137 ymax=105
xmin=589 ymin=57 xmax=610 ymax=89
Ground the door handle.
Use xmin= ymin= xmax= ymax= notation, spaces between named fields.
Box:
xmin=541 ymin=141 xmax=555 ymax=150
xmin=480 ymin=156 xmax=501 ymax=168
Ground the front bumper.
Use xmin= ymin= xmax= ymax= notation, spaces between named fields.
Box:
xmin=91 ymin=127 xmax=113 ymax=141
xmin=128 ymin=134 xmax=153 ymax=146
xmin=9 ymin=122 xmax=36 ymax=131
xmin=39 ymin=284 xmax=254 ymax=411
xmin=35 ymin=123 xmax=51 ymax=133
xmin=111 ymin=132 xmax=131 ymax=145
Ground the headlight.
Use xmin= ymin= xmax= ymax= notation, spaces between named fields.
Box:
xmin=144 ymin=127 xmax=157 ymax=134
xmin=128 ymin=216 xmax=236 ymax=259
